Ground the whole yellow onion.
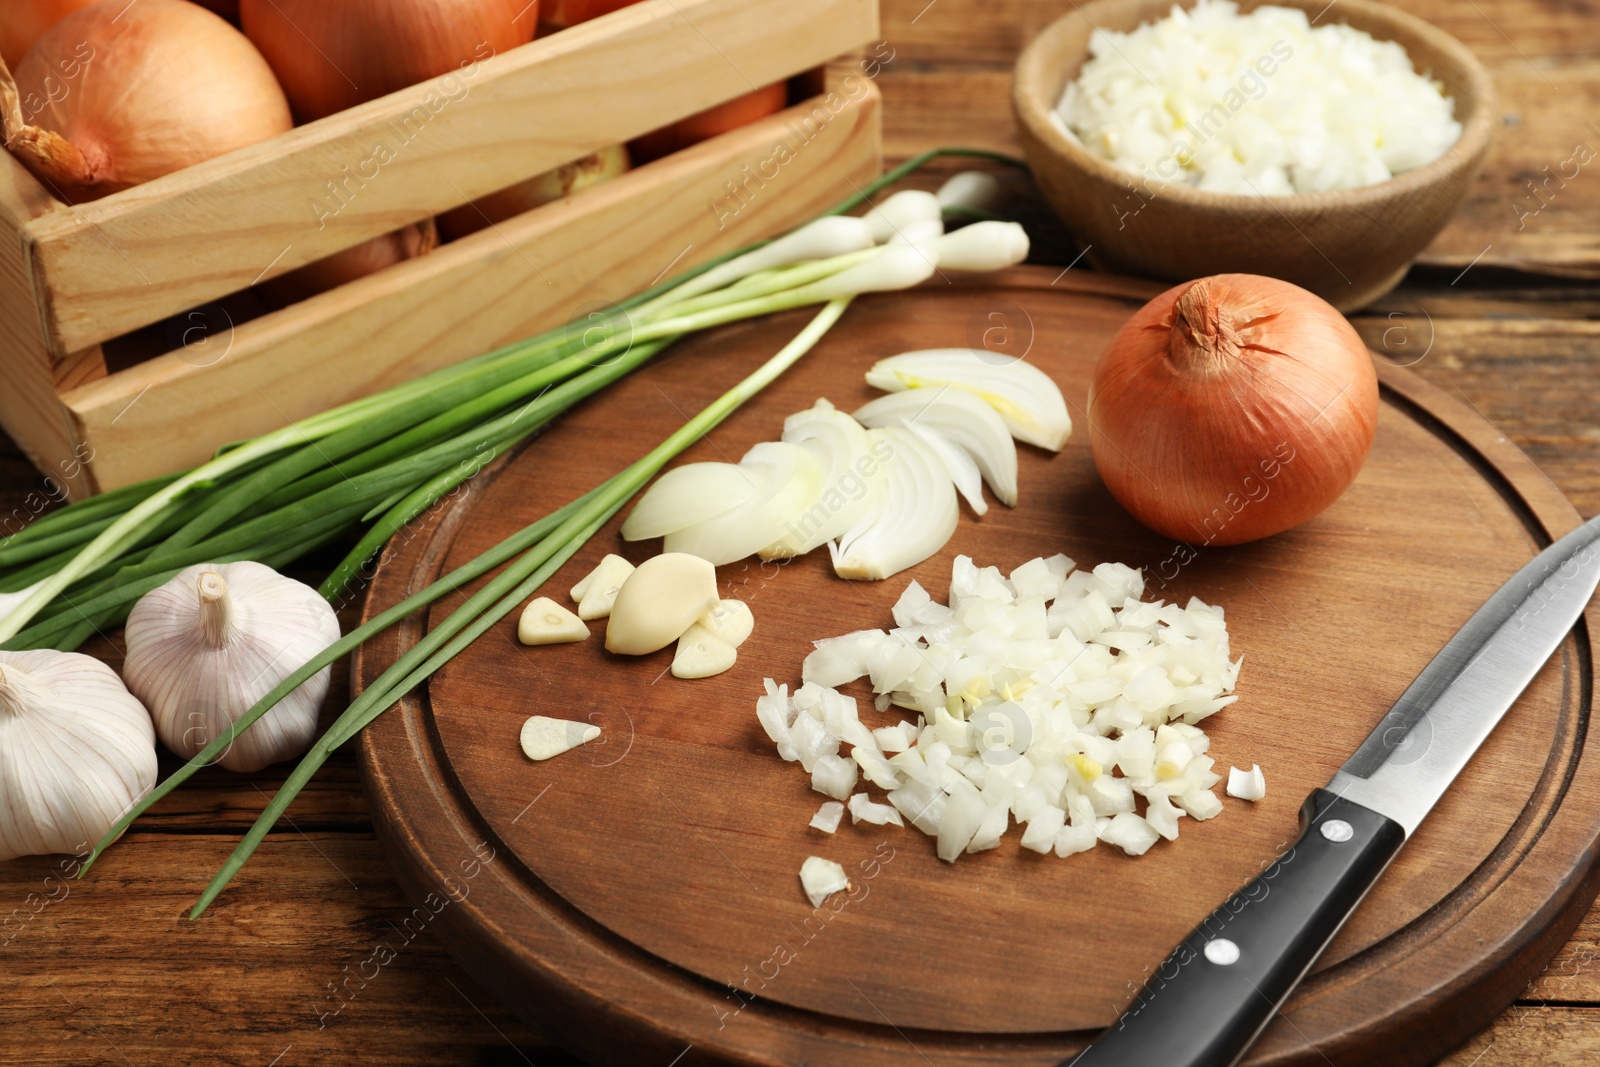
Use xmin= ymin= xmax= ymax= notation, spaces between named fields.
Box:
xmin=1088 ymin=274 xmax=1379 ymax=546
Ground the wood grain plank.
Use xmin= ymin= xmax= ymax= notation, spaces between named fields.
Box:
xmin=1350 ymin=314 xmax=1600 ymax=510
xmin=1440 ymin=1006 xmax=1600 ymax=1065
xmin=24 ymin=0 xmax=880 ymax=357
xmin=874 ymin=0 xmax=1600 ymax=68
xmin=0 ymin=836 xmax=569 ymax=1067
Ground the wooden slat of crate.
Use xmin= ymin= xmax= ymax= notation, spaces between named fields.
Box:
xmin=0 ymin=161 xmax=91 ymax=497
xmin=16 ymin=0 xmax=879 ymax=360
xmin=58 ymin=80 xmax=883 ymax=492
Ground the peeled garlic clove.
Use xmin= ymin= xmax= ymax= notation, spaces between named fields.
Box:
xmin=865 ymin=348 xmax=1071 ymax=451
xmin=0 ymin=650 xmax=157 ymax=862
xmin=124 ymin=561 xmax=340 ymax=774
xmin=517 ymin=597 xmax=588 ymax=645
xmin=698 ymin=598 xmax=754 ymax=648
xmin=671 ymin=623 xmax=738 ymax=679
xmin=830 ymin=427 xmax=959 ymax=581
xmin=520 ymin=715 xmax=600 ymax=761
xmin=575 ymin=554 xmax=635 ymax=620
xmin=605 ymin=553 xmax=720 ymax=655
xmin=620 ymin=463 xmax=761 ymax=542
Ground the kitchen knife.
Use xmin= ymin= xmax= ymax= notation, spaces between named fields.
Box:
xmin=1069 ymin=514 xmax=1600 ymax=1067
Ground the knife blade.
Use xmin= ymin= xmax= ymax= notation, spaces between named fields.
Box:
xmin=1069 ymin=514 xmax=1600 ymax=1067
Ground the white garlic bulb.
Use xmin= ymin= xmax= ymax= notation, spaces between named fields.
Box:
xmin=0 ymin=649 xmax=157 ymax=861
xmin=124 ymin=561 xmax=341 ymax=773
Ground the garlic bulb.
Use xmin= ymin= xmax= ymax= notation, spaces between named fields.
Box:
xmin=0 ymin=650 xmax=157 ymax=861
xmin=124 ymin=562 xmax=341 ymax=773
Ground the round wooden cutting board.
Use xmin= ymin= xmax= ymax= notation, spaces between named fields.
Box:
xmin=354 ymin=268 xmax=1600 ymax=1067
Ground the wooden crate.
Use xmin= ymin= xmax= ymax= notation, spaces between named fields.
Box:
xmin=0 ymin=0 xmax=881 ymax=496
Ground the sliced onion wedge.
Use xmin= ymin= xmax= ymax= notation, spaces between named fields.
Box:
xmin=767 ymin=400 xmax=889 ymax=557
xmin=852 ymin=387 xmax=1019 ymax=508
xmin=864 ymin=349 xmax=1071 ymax=451
xmin=907 ymin=424 xmax=987 ymax=516
xmin=664 ymin=441 xmax=826 ymax=566
xmin=621 ymin=462 xmax=763 ymax=541
xmin=831 ymin=427 xmax=958 ymax=581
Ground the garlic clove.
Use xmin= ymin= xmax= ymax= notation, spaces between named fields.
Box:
xmin=0 ymin=650 xmax=157 ymax=862
xmin=671 ymin=624 xmax=738 ymax=679
xmin=575 ymin=554 xmax=635 ymax=620
xmin=517 ymin=597 xmax=589 ymax=645
xmin=123 ymin=561 xmax=341 ymax=774
xmin=698 ymin=598 xmax=754 ymax=648
xmin=604 ymin=553 xmax=720 ymax=656
xmin=519 ymin=715 xmax=601 ymax=761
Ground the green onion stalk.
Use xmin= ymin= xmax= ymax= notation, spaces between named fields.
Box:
xmin=54 ymin=148 xmax=1028 ymax=906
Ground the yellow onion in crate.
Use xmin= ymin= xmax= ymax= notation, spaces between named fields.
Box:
xmin=439 ymin=144 xmax=631 ymax=241
xmin=2 ymin=0 xmax=291 ymax=201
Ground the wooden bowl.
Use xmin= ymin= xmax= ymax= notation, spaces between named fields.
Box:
xmin=1012 ymin=0 xmax=1497 ymax=311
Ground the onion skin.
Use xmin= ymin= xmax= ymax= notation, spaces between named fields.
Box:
xmin=262 ymin=219 xmax=438 ymax=307
xmin=540 ymin=0 xmax=641 ymax=30
xmin=5 ymin=0 xmax=291 ymax=201
xmin=0 ymin=0 xmax=98 ymax=68
xmin=439 ymin=143 xmax=630 ymax=241
xmin=240 ymin=0 xmax=536 ymax=123
xmin=630 ymin=82 xmax=789 ymax=163
xmin=1088 ymin=274 xmax=1379 ymax=546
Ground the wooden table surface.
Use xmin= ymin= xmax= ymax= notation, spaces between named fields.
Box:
xmin=3 ymin=0 xmax=1598 ymax=1063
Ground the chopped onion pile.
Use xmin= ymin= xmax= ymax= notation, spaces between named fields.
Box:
xmin=623 ymin=351 xmax=1069 ymax=580
xmin=1055 ymin=0 xmax=1463 ymax=195
xmin=758 ymin=554 xmax=1248 ymax=861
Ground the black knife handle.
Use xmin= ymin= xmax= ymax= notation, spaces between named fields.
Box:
xmin=1067 ymin=789 xmax=1407 ymax=1067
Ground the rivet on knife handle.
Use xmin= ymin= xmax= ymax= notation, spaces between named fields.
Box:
xmin=1067 ymin=789 xmax=1406 ymax=1067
